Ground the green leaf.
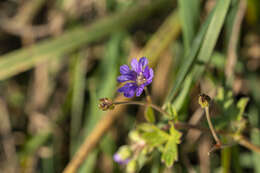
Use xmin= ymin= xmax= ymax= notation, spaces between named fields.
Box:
xmin=161 ymin=124 xmax=182 ymax=168
xmin=145 ymin=106 xmax=156 ymax=123
xmin=237 ymin=97 xmax=249 ymax=121
xmin=169 ymin=124 xmax=182 ymax=144
xmin=166 ymin=103 xmax=179 ymax=121
xmin=212 ymin=87 xmax=248 ymax=132
xmin=161 ymin=137 xmax=178 ymax=167
xmin=138 ymin=123 xmax=169 ymax=147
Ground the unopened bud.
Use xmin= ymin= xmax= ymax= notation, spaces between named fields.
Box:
xmin=129 ymin=130 xmax=142 ymax=142
xmin=113 ymin=145 xmax=132 ymax=165
xmin=198 ymin=94 xmax=211 ymax=108
xmin=126 ymin=159 xmax=138 ymax=173
xmin=98 ymin=98 xmax=115 ymax=111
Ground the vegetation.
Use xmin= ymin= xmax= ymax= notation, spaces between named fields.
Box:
xmin=0 ymin=0 xmax=259 ymax=172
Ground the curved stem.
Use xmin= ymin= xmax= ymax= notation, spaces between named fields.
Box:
xmin=205 ymin=106 xmax=221 ymax=145
xmin=113 ymin=101 xmax=169 ymax=117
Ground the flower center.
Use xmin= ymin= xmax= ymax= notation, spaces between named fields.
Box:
xmin=136 ymin=73 xmax=146 ymax=86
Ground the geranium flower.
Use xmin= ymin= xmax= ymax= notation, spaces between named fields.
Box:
xmin=117 ymin=57 xmax=154 ymax=98
xmin=113 ymin=153 xmax=130 ymax=165
xmin=113 ymin=145 xmax=132 ymax=165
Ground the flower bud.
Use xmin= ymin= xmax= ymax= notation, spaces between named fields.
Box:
xmin=129 ymin=130 xmax=142 ymax=142
xmin=198 ymin=94 xmax=211 ymax=108
xmin=113 ymin=145 xmax=132 ymax=165
xmin=126 ymin=159 xmax=138 ymax=173
xmin=98 ymin=98 xmax=115 ymax=111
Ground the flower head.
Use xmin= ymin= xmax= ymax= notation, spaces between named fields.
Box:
xmin=113 ymin=145 xmax=132 ymax=165
xmin=98 ymin=98 xmax=115 ymax=111
xmin=117 ymin=57 xmax=154 ymax=98
xmin=198 ymin=93 xmax=211 ymax=108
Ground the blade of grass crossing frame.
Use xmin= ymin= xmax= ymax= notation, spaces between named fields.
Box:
xmin=178 ymin=0 xmax=200 ymax=52
xmin=164 ymin=0 xmax=231 ymax=106
xmin=70 ymin=52 xmax=87 ymax=157
xmin=163 ymin=9 xmax=214 ymax=107
xmin=193 ymin=0 xmax=231 ymax=79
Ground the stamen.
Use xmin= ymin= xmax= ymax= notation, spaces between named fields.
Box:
xmin=136 ymin=73 xmax=146 ymax=86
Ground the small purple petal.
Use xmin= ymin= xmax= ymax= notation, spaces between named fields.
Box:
xmin=113 ymin=153 xmax=130 ymax=165
xmin=124 ymin=89 xmax=135 ymax=98
xmin=113 ymin=153 xmax=122 ymax=163
xmin=136 ymin=86 xmax=144 ymax=96
xmin=120 ymin=65 xmax=130 ymax=74
xmin=118 ymin=83 xmax=138 ymax=98
xmin=118 ymin=84 xmax=130 ymax=93
xmin=144 ymin=80 xmax=152 ymax=86
xmin=148 ymin=68 xmax=154 ymax=81
xmin=117 ymin=73 xmax=136 ymax=82
xmin=138 ymin=57 xmax=148 ymax=71
xmin=130 ymin=58 xmax=139 ymax=72
xmin=143 ymin=66 xmax=150 ymax=79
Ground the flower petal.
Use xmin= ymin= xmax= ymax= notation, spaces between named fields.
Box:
xmin=138 ymin=57 xmax=148 ymax=71
xmin=136 ymin=86 xmax=144 ymax=96
xmin=124 ymin=89 xmax=135 ymax=98
xmin=113 ymin=153 xmax=130 ymax=165
xmin=118 ymin=83 xmax=137 ymax=98
xmin=148 ymin=68 xmax=154 ymax=81
xmin=130 ymin=58 xmax=139 ymax=72
xmin=144 ymin=79 xmax=152 ymax=86
xmin=113 ymin=153 xmax=122 ymax=163
xmin=119 ymin=65 xmax=130 ymax=74
xmin=143 ymin=66 xmax=150 ymax=79
xmin=117 ymin=73 xmax=136 ymax=82
xmin=118 ymin=83 xmax=130 ymax=93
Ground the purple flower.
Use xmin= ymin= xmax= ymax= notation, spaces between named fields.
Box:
xmin=113 ymin=145 xmax=132 ymax=165
xmin=117 ymin=57 xmax=154 ymax=98
xmin=113 ymin=153 xmax=130 ymax=165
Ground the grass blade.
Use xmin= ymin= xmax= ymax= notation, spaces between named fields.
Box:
xmin=178 ymin=0 xmax=200 ymax=52
xmin=163 ymin=9 xmax=214 ymax=106
xmin=164 ymin=0 xmax=231 ymax=106
xmin=70 ymin=52 xmax=87 ymax=157
xmin=193 ymin=0 xmax=231 ymax=79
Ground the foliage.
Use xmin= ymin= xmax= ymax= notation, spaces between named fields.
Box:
xmin=0 ymin=0 xmax=259 ymax=172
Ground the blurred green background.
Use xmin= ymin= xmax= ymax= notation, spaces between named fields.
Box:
xmin=0 ymin=0 xmax=259 ymax=172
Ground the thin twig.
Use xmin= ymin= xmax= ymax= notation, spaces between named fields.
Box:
xmin=114 ymin=101 xmax=169 ymax=117
xmin=235 ymin=135 xmax=260 ymax=154
xmin=205 ymin=106 xmax=221 ymax=145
